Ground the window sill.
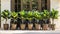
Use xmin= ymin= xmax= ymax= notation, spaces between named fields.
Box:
xmin=0 ymin=30 xmax=60 ymax=33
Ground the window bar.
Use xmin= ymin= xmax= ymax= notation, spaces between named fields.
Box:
xmin=11 ymin=0 xmax=15 ymax=11
xmin=37 ymin=0 xmax=41 ymax=11
xmin=47 ymin=0 xmax=50 ymax=11
xmin=30 ymin=0 xmax=32 ymax=11
xmin=21 ymin=0 xmax=23 ymax=10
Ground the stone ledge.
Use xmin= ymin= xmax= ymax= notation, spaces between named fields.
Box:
xmin=0 ymin=30 xmax=60 ymax=33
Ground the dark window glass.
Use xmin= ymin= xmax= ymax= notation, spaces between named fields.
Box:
xmin=41 ymin=0 xmax=47 ymax=11
xmin=15 ymin=0 xmax=21 ymax=12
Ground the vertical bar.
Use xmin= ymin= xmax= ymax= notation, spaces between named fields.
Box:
xmin=21 ymin=0 xmax=23 ymax=10
xmin=37 ymin=0 xmax=41 ymax=11
xmin=47 ymin=0 xmax=50 ymax=11
xmin=11 ymin=0 xmax=15 ymax=11
xmin=30 ymin=0 xmax=32 ymax=11
xmin=0 ymin=0 xmax=1 ymax=28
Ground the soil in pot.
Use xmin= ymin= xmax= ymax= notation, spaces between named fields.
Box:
xmin=42 ymin=24 xmax=49 ymax=30
xmin=11 ymin=24 xmax=17 ymax=30
xmin=20 ymin=24 xmax=26 ymax=30
xmin=35 ymin=24 xmax=41 ymax=30
xmin=51 ymin=24 xmax=55 ymax=30
xmin=28 ymin=24 xmax=33 ymax=30
xmin=4 ymin=24 xmax=9 ymax=30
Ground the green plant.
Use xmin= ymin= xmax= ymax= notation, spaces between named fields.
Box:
xmin=33 ymin=11 xmax=42 ymax=23
xmin=42 ymin=10 xmax=50 ymax=24
xmin=19 ymin=10 xmax=26 ymax=23
xmin=1 ymin=10 xmax=10 ymax=24
xmin=11 ymin=11 xmax=18 ymax=23
xmin=26 ymin=11 xmax=33 ymax=23
xmin=50 ymin=9 xmax=58 ymax=24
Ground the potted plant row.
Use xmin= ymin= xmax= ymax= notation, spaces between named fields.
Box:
xmin=1 ymin=9 xmax=58 ymax=30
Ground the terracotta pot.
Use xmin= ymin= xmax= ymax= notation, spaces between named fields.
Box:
xmin=3 ymin=24 xmax=9 ymax=30
xmin=35 ymin=24 xmax=41 ymax=30
xmin=11 ymin=24 xmax=17 ymax=30
xmin=51 ymin=24 xmax=55 ymax=30
xmin=28 ymin=24 xmax=33 ymax=30
xmin=42 ymin=24 xmax=48 ymax=30
xmin=20 ymin=24 xmax=26 ymax=30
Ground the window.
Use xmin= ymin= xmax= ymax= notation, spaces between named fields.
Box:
xmin=11 ymin=0 xmax=50 ymax=29
xmin=11 ymin=0 xmax=50 ymax=11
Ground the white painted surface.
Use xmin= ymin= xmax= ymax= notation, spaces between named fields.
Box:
xmin=0 ymin=30 xmax=60 ymax=33
xmin=1 ymin=0 xmax=11 ymax=11
xmin=1 ymin=0 xmax=11 ymax=29
xmin=1 ymin=0 xmax=60 ymax=30
xmin=50 ymin=0 xmax=60 ymax=30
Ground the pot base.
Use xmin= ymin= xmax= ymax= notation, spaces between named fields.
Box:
xmin=20 ymin=24 xmax=26 ymax=30
xmin=4 ymin=24 xmax=9 ymax=30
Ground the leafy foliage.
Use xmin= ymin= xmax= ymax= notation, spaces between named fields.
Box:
xmin=33 ymin=11 xmax=42 ymax=20
xmin=1 ymin=10 xmax=10 ymax=19
xmin=11 ymin=11 xmax=18 ymax=20
xmin=42 ymin=10 xmax=50 ymax=19
xmin=50 ymin=9 xmax=58 ymax=19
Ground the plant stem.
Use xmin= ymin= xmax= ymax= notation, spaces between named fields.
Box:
xmin=37 ymin=19 xmax=39 ymax=24
xmin=52 ymin=19 xmax=54 ymax=24
xmin=45 ymin=19 xmax=47 ymax=24
xmin=22 ymin=18 xmax=24 ymax=24
xmin=29 ymin=18 xmax=31 ymax=24
xmin=5 ymin=18 xmax=7 ymax=24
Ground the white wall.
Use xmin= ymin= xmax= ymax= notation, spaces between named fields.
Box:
xmin=1 ymin=0 xmax=60 ymax=30
xmin=1 ymin=0 xmax=11 ymax=11
xmin=50 ymin=0 xmax=60 ymax=30
xmin=1 ymin=0 xmax=11 ymax=29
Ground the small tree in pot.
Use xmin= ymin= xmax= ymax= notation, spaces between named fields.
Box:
xmin=42 ymin=10 xmax=50 ymax=30
xmin=19 ymin=10 xmax=26 ymax=30
xmin=33 ymin=11 xmax=42 ymax=30
xmin=27 ymin=11 xmax=33 ymax=30
xmin=10 ymin=11 xmax=18 ymax=30
xmin=1 ymin=10 xmax=10 ymax=30
xmin=50 ymin=9 xmax=58 ymax=30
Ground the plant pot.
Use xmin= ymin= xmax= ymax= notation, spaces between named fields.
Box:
xmin=11 ymin=24 xmax=17 ymax=30
xmin=42 ymin=24 xmax=48 ymax=30
xmin=20 ymin=24 xmax=26 ymax=30
xmin=51 ymin=24 xmax=55 ymax=30
xmin=35 ymin=24 xmax=41 ymax=30
xmin=28 ymin=24 xmax=33 ymax=30
xmin=3 ymin=24 xmax=9 ymax=30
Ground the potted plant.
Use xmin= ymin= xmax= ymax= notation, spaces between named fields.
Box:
xmin=19 ymin=10 xmax=26 ymax=30
xmin=42 ymin=10 xmax=50 ymax=30
xmin=1 ymin=10 xmax=10 ymax=30
xmin=10 ymin=11 xmax=18 ymax=30
xmin=33 ymin=11 xmax=41 ymax=30
xmin=27 ymin=11 xmax=33 ymax=30
xmin=50 ymin=9 xmax=58 ymax=30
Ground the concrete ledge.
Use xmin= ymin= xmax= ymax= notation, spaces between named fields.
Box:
xmin=0 ymin=30 xmax=60 ymax=34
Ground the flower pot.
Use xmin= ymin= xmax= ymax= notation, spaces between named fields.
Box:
xmin=28 ymin=24 xmax=33 ymax=30
xmin=3 ymin=24 xmax=9 ymax=30
xmin=11 ymin=24 xmax=17 ymax=30
xmin=35 ymin=24 xmax=41 ymax=30
xmin=51 ymin=24 xmax=55 ymax=30
xmin=20 ymin=24 xmax=26 ymax=30
xmin=42 ymin=24 xmax=48 ymax=30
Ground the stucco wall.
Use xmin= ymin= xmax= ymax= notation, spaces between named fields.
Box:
xmin=1 ymin=0 xmax=11 ymax=11
xmin=50 ymin=0 xmax=60 ymax=30
xmin=1 ymin=0 xmax=60 ymax=30
xmin=1 ymin=0 xmax=11 ymax=29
